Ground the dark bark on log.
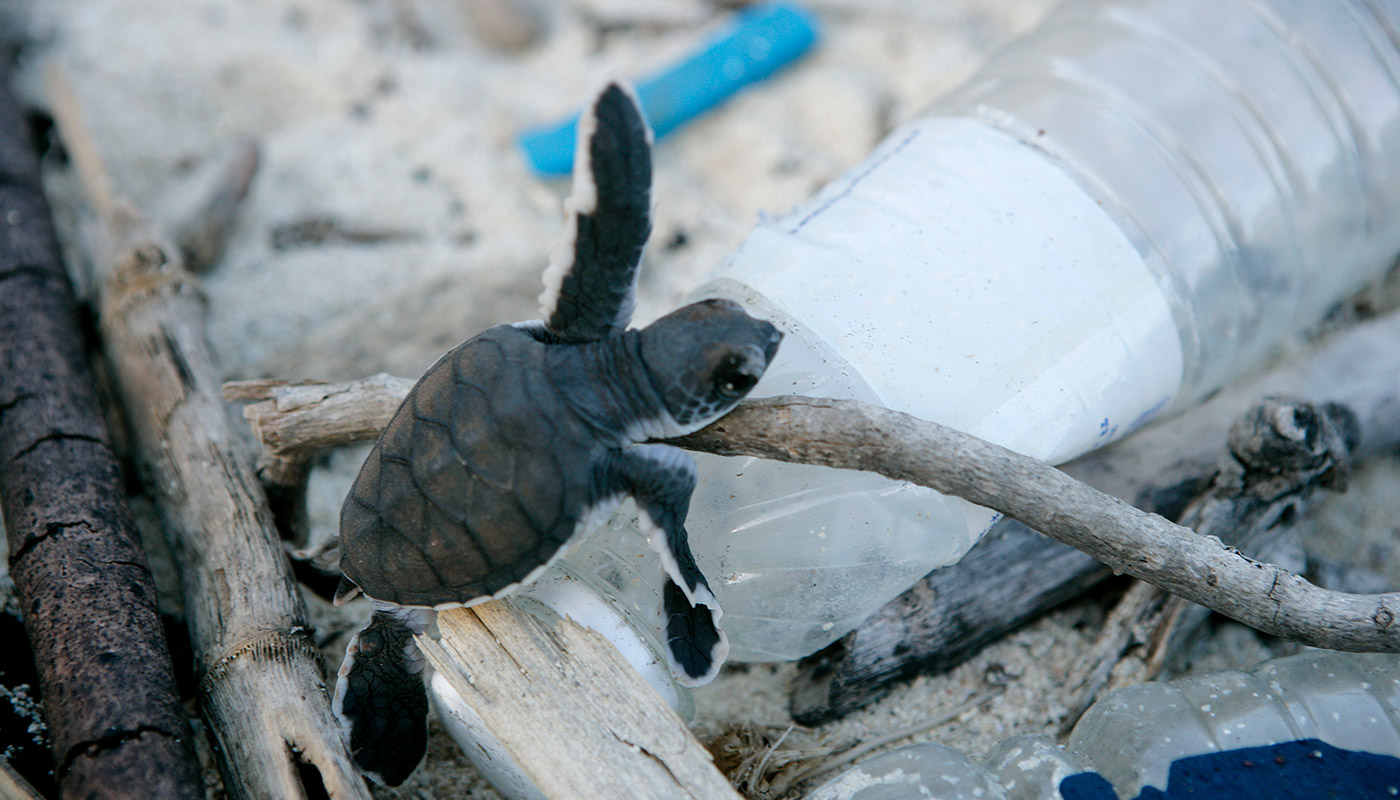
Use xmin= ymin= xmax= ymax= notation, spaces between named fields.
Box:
xmin=0 ymin=78 xmax=204 ymax=798
xmin=789 ymin=310 xmax=1400 ymax=723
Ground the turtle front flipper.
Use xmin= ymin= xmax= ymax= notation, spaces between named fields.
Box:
xmin=333 ymin=605 xmax=432 ymax=786
xmin=605 ymin=444 xmax=729 ymax=686
xmin=538 ymin=81 xmax=653 ymax=343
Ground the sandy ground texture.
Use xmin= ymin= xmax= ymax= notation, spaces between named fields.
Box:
xmin=2 ymin=1 xmax=1397 ymax=799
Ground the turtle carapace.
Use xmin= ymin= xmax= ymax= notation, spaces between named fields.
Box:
xmin=332 ymin=81 xmax=782 ymax=786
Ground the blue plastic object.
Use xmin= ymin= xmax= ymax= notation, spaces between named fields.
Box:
xmin=518 ymin=2 xmax=820 ymax=176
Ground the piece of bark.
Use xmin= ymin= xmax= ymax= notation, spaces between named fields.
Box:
xmin=789 ymin=308 xmax=1400 ymax=723
xmin=45 ymin=67 xmax=372 ymax=800
xmin=0 ymin=77 xmax=204 ymax=798
xmin=422 ymin=600 xmax=745 ymax=800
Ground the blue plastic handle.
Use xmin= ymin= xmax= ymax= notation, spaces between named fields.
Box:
xmin=518 ymin=2 xmax=821 ymax=176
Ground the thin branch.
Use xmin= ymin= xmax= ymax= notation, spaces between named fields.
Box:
xmin=677 ymin=396 xmax=1399 ymax=651
xmin=227 ymin=377 xmax=1400 ymax=654
xmin=1057 ymin=397 xmax=1358 ymax=732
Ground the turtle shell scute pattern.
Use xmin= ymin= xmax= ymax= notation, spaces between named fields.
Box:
xmin=341 ymin=325 xmax=598 ymax=607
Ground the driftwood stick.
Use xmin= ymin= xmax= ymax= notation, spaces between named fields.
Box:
xmin=423 ymin=600 xmax=744 ymax=800
xmin=47 ymin=67 xmax=372 ymax=800
xmin=1058 ymin=398 xmax=1356 ymax=729
xmin=228 ymin=366 xmax=1400 ymax=659
xmin=96 ymin=201 xmax=370 ymax=800
xmin=0 ymin=76 xmax=204 ymax=798
xmin=788 ymin=520 xmax=1111 ymax=725
xmin=676 ymin=396 xmax=1399 ymax=650
xmin=792 ymin=307 xmax=1400 ymax=722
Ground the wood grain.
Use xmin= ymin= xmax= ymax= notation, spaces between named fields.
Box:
xmin=423 ymin=600 xmax=743 ymax=800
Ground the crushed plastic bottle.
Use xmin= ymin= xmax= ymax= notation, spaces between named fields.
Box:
xmin=556 ymin=0 xmax=1400 ymax=663
xmin=803 ymin=650 xmax=1400 ymax=800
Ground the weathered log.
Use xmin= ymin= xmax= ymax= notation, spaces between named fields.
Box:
xmin=46 ymin=67 xmax=372 ymax=800
xmin=0 ymin=76 xmax=204 ymax=798
xmin=423 ymin=600 xmax=744 ymax=800
xmin=789 ymin=307 xmax=1400 ymax=722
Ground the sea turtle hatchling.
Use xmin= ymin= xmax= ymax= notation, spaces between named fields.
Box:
xmin=331 ymin=82 xmax=783 ymax=785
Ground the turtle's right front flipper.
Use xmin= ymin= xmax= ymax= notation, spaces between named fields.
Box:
xmin=333 ymin=606 xmax=431 ymax=786
xmin=602 ymin=444 xmax=729 ymax=687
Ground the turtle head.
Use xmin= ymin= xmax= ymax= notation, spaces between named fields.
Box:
xmin=637 ymin=299 xmax=782 ymax=430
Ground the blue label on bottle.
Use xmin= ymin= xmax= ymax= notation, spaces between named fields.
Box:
xmin=1059 ymin=739 xmax=1400 ymax=800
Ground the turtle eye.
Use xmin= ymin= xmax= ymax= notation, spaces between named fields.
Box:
xmin=714 ymin=356 xmax=758 ymax=399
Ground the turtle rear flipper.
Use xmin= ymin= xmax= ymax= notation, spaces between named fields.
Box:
xmin=334 ymin=607 xmax=431 ymax=786
xmin=539 ymin=81 xmax=653 ymax=343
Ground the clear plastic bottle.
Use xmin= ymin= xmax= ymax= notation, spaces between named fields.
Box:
xmin=802 ymin=650 xmax=1400 ymax=800
xmin=558 ymin=0 xmax=1400 ymax=662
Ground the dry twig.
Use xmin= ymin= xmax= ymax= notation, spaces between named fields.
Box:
xmin=227 ymin=379 xmax=1400 ymax=654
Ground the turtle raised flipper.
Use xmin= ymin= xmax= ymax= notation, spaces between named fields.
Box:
xmin=332 ymin=607 xmax=430 ymax=786
xmin=539 ymin=81 xmax=653 ymax=343
xmin=603 ymin=444 xmax=729 ymax=686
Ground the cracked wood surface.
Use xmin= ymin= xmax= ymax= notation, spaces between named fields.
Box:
xmin=422 ymin=600 xmax=744 ymax=800
xmin=0 ymin=77 xmax=204 ymax=798
xmin=92 ymin=207 xmax=372 ymax=800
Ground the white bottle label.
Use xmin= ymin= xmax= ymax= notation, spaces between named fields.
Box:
xmin=714 ymin=117 xmax=1184 ymax=463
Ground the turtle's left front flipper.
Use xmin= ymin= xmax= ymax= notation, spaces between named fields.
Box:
xmin=603 ymin=444 xmax=729 ymax=686
xmin=333 ymin=606 xmax=431 ymax=786
xmin=539 ymin=81 xmax=653 ymax=342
